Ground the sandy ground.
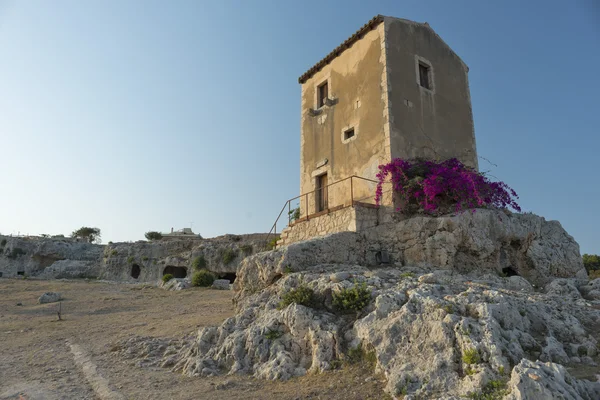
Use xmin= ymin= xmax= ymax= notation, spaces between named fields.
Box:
xmin=0 ymin=279 xmax=388 ymax=400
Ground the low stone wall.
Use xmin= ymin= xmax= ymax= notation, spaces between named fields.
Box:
xmin=277 ymin=204 xmax=379 ymax=247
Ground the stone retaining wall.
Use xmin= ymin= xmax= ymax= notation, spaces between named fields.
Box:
xmin=277 ymin=204 xmax=380 ymax=247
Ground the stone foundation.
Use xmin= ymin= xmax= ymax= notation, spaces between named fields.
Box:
xmin=277 ymin=203 xmax=380 ymax=247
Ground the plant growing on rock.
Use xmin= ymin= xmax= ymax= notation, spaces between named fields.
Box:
xmin=192 ymin=269 xmax=216 ymax=287
xmin=192 ymin=255 xmax=207 ymax=270
xmin=144 ymin=231 xmax=163 ymax=241
xmin=7 ymin=248 xmax=26 ymax=259
xmin=462 ymin=347 xmax=481 ymax=364
xmin=278 ymin=285 xmax=319 ymax=309
xmin=266 ymin=236 xmax=279 ymax=250
xmin=162 ymin=274 xmax=174 ymax=284
xmin=332 ymin=281 xmax=372 ymax=313
xmin=583 ymin=254 xmax=600 ymax=273
xmin=71 ymin=226 xmax=102 ymax=243
xmin=240 ymin=244 xmax=253 ymax=255
xmin=220 ymin=248 xmax=237 ymax=265
xmin=0 ymin=239 xmax=6 ymax=247
xmin=264 ymin=329 xmax=283 ymax=340
xmin=375 ymin=158 xmax=521 ymax=214
xmin=127 ymin=256 xmax=135 ymax=264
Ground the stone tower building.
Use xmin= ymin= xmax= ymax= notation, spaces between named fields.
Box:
xmin=298 ymin=15 xmax=478 ymax=216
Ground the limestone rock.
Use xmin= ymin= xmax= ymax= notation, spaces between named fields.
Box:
xmin=505 ymin=359 xmax=600 ymax=400
xmin=161 ymin=278 xmax=190 ymax=291
xmin=211 ymin=279 xmax=231 ymax=290
xmin=38 ymin=292 xmax=62 ymax=304
xmin=119 ymin=265 xmax=600 ymax=399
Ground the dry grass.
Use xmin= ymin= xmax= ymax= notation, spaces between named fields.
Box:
xmin=0 ymin=279 xmax=387 ymax=400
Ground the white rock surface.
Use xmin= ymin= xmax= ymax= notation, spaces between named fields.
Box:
xmin=211 ymin=279 xmax=231 ymax=290
xmin=117 ymin=267 xmax=600 ymax=399
xmin=38 ymin=292 xmax=62 ymax=304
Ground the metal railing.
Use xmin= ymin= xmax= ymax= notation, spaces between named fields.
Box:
xmin=266 ymin=175 xmax=380 ymax=243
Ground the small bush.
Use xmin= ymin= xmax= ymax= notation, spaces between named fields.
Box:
xmin=278 ymin=285 xmax=318 ymax=309
xmin=111 ymin=249 xmax=118 ymax=256
xmin=498 ymin=366 xmax=505 ymax=375
xmin=240 ymin=244 xmax=253 ymax=255
xmin=467 ymin=379 xmax=509 ymax=400
xmin=192 ymin=255 xmax=207 ymax=270
xmin=142 ymin=256 xmax=149 ymax=261
xmin=589 ymin=270 xmax=600 ymax=280
xmin=283 ymin=265 xmax=293 ymax=274
xmin=583 ymin=254 xmax=600 ymax=272
xmin=465 ymin=366 xmax=476 ymax=376
xmin=264 ymin=329 xmax=283 ymax=340
xmin=127 ymin=256 xmax=135 ymax=263
xmin=400 ymin=272 xmax=414 ymax=279
xmin=267 ymin=236 xmax=280 ymax=250
xmin=220 ymin=248 xmax=237 ymax=265
xmin=7 ymin=248 xmax=26 ymax=259
xmin=462 ymin=348 xmax=481 ymax=364
xmin=144 ymin=231 xmax=163 ymax=241
xmin=162 ymin=274 xmax=174 ymax=284
xmin=192 ymin=269 xmax=216 ymax=287
xmin=347 ymin=344 xmax=377 ymax=369
xmin=443 ymin=304 xmax=454 ymax=314
xmin=577 ymin=345 xmax=587 ymax=357
xmin=0 ymin=239 xmax=6 ymax=247
xmin=332 ymin=281 xmax=372 ymax=313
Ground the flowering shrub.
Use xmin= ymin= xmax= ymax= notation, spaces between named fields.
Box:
xmin=375 ymin=158 xmax=521 ymax=214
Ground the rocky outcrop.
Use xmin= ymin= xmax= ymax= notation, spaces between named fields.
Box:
xmin=116 ymin=265 xmax=600 ymax=399
xmin=112 ymin=209 xmax=597 ymax=399
xmin=0 ymin=233 xmax=270 ymax=282
xmin=234 ymin=209 xmax=587 ymax=297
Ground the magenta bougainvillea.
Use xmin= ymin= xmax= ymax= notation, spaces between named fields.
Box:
xmin=375 ymin=158 xmax=521 ymax=214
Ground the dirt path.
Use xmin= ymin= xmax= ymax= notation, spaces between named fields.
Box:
xmin=0 ymin=279 xmax=387 ymax=400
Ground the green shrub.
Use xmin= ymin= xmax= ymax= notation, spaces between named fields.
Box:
xmin=347 ymin=344 xmax=377 ymax=369
xmin=443 ymin=304 xmax=454 ymax=314
xmin=467 ymin=379 xmax=509 ymax=400
xmin=264 ymin=329 xmax=283 ymax=340
xmin=192 ymin=255 xmax=207 ymax=270
xmin=577 ymin=345 xmax=587 ymax=357
xmin=220 ymin=248 xmax=237 ymax=265
xmin=278 ymin=285 xmax=318 ymax=309
xmin=589 ymin=270 xmax=600 ymax=280
xmin=0 ymin=239 xmax=6 ymax=247
xmin=162 ymin=274 xmax=174 ymax=284
xmin=192 ymin=269 xmax=216 ymax=287
xmin=332 ymin=281 xmax=371 ymax=313
xmin=400 ymin=272 xmax=414 ymax=279
xmin=240 ymin=244 xmax=253 ymax=255
xmin=142 ymin=256 xmax=149 ymax=261
xmin=267 ymin=236 xmax=280 ymax=250
xmin=7 ymin=248 xmax=26 ymax=259
xmin=127 ymin=256 xmax=135 ymax=263
xmin=462 ymin=348 xmax=481 ymax=364
xmin=583 ymin=254 xmax=600 ymax=272
xmin=144 ymin=231 xmax=163 ymax=241
xmin=111 ymin=249 xmax=118 ymax=256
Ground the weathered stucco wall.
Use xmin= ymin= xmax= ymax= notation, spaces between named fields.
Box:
xmin=383 ymin=18 xmax=478 ymax=169
xmin=299 ymin=24 xmax=390 ymax=216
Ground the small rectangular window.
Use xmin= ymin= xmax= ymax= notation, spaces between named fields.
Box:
xmin=317 ymin=81 xmax=328 ymax=108
xmin=419 ymin=63 xmax=431 ymax=89
xmin=344 ymin=128 xmax=355 ymax=140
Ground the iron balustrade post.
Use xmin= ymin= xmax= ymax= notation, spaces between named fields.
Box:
xmin=350 ymin=176 xmax=354 ymax=206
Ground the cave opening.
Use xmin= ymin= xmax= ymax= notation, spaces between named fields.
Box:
xmin=219 ymin=272 xmax=237 ymax=283
xmin=163 ymin=266 xmax=187 ymax=279
xmin=502 ymin=267 xmax=519 ymax=277
xmin=131 ymin=264 xmax=141 ymax=279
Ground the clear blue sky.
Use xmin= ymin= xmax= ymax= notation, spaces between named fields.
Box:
xmin=0 ymin=1 xmax=598 ymax=254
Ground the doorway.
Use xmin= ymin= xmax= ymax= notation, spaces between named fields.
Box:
xmin=315 ymin=173 xmax=328 ymax=212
